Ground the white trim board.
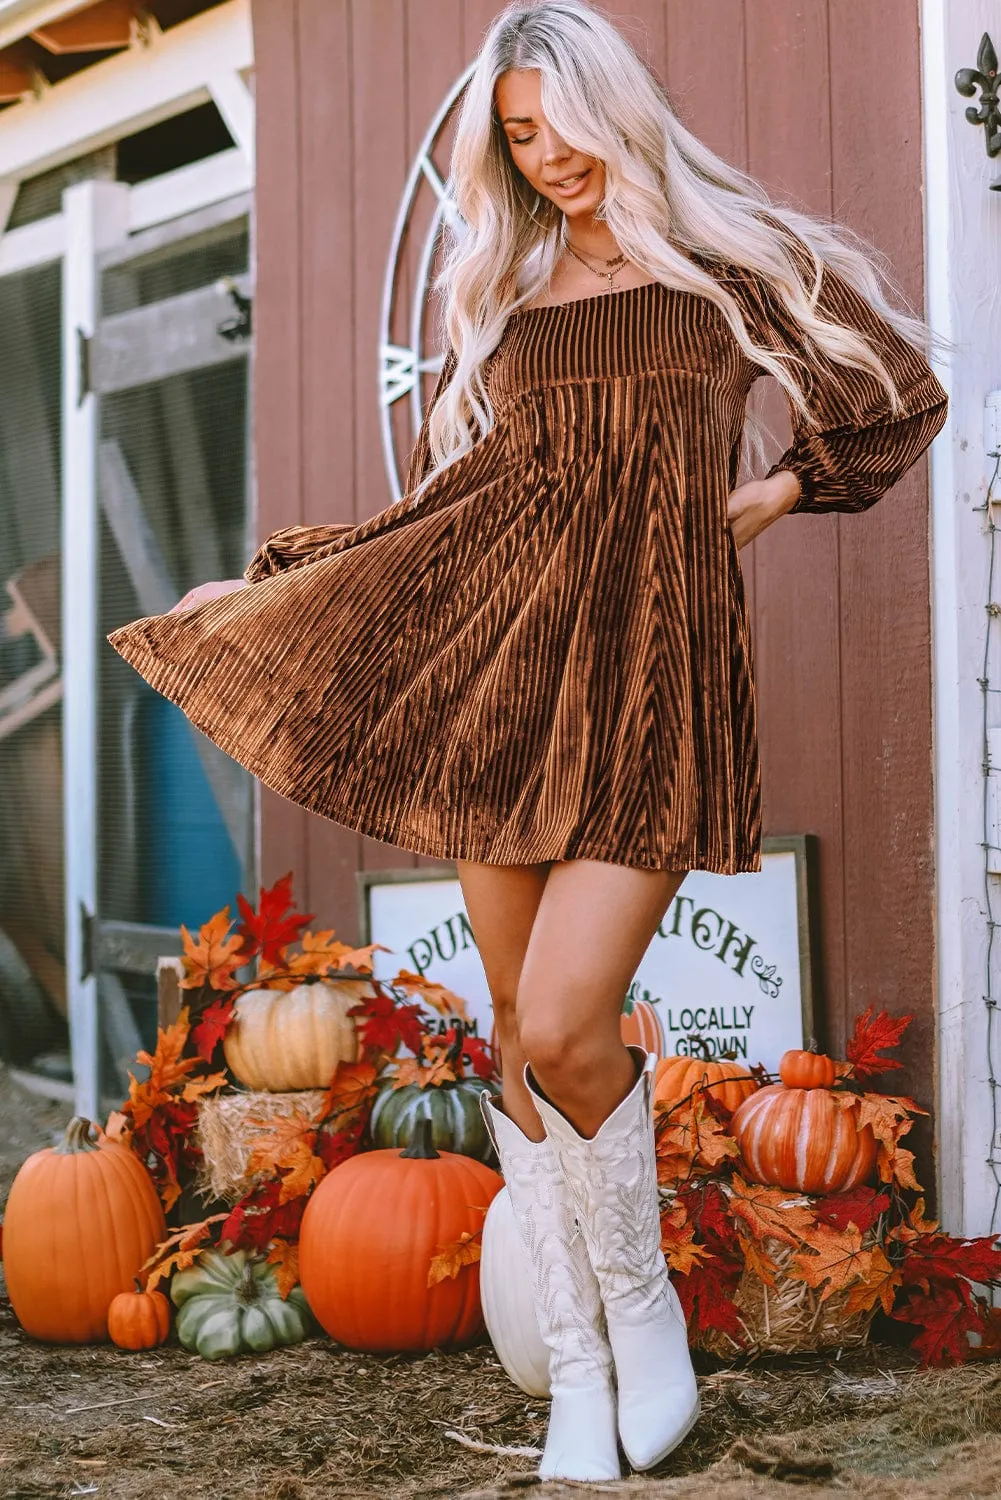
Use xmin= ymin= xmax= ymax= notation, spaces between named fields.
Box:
xmin=922 ymin=0 xmax=1001 ymax=1238
xmin=0 ymin=0 xmax=252 ymax=185
xmin=0 ymin=147 xmax=252 ymax=277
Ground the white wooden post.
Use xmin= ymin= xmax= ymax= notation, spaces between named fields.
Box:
xmin=922 ymin=0 xmax=1001 ymax=1237
xmin=62 ymin=178 xmax=129 ymax=1122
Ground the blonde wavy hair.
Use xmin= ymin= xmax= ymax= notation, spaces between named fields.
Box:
xmin=411 ymin=0 xmax=946 ymax=502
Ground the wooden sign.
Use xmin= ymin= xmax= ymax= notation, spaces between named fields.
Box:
xmin=358 ymin=835 xmax=819 ymax=1074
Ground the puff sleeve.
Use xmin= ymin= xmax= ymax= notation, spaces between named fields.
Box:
xmin=739 ymin=239 xmax=948 ymax=515
xmin=243 ymin=347 xmax=457 ymax=583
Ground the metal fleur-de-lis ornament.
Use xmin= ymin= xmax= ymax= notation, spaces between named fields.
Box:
xmin=956 ymin=31 xmax=1001 ymax=158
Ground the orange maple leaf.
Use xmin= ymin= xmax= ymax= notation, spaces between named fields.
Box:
xmin=727 ymin=1176 xmax=817 ymax=1248
xmin=694 ymin=1102 xmax=740 ymax=1171
xmin=101 ymin=1110 xmax=133 ymax=1147
xmin=656 ymin=1101 xmax=698 ymax=1186
xmin=844 ymin=1244 xmax=902 ymax=1316
xmin=139 ymin=1214 xmax=229 ymax=1292
xmin=655 ymin=1095 xmax=738 ymax=1186
xmin=181 ymin=1070 xmax=229 ymax=1104
xmin=427 ymin=1226 xmax=484 ymax=1286
xmin=276 ymin=1142 xmax=326 ymax=1203
xmin=244 ymin=1114 xmax=325 ymax=1203
xmin=888 ymin=1195 xmax=940 ymax=1245
xmin=126 ymin=1008 xmax=201 ymax=1128
xmin=394 ymin=1045 xmax=458 ymax=1090
xmin=318 ymin=1060 xmax=379 ymax=1123
xmin=855 ymin=1094 xmax=923 ymax=1148
xmin=391 ymin=968 xmax=471 ymax=1023
xmin=660 ymin=1201 xmax=711 ymax=1275
xmin=788 ymin=1225 xmax=872 ymax=1302
xmin=877 ymin=1140 xmax=921 ymax=1191
xmin=265 ymin=1238 xmax=301 ymax=1298
xmin=179 ymin=909 xmax=246 ymax=991
xmin=737 ymin=1231 xmax=779 ymax=1288
xmin=336 ymin=942 xmax=389 ymax=974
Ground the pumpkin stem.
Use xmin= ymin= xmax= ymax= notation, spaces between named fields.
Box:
xmin=401 ymin=1116 xmax=440 ymax=1160
xmin=238 ymin=1259 xmax=260 ymax=1303
xmin=52 ymin=1117 xmax=100 ymax=1155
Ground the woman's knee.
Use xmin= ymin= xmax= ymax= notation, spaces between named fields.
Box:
xmin=516 ymin=1000 xmax=603 ymax=1081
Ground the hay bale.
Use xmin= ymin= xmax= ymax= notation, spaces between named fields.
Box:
xmin=193 ymin=1088 xmax=326 ymax=1205
xmin=696 ymin=1230 xmax=879 ymax=1359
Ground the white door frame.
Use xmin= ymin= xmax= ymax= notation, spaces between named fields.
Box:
xmin=922 ymin=0 xmax=1001 ymax=1238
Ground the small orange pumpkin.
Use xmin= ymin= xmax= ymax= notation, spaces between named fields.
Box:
xmin=778 ymin=1049 xmax=836 ymax=1090
xmin=3 ymin=1116 xmax=167 ymax=1342
xmin=730 ymin=1083 xmax=877 ymax=1194
xmin=655 ymin=1055 xmax=759 ymax=1116
xmin=298 ymin=1118 xmax=502 ymax=1353
xmin=108 ymin=1278 xmax=171 ymax=1350
xmin=620 ymin=997 xmax=665 ymax=1056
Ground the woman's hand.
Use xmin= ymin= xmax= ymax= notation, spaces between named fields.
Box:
xmin=167 ymin=578 xmax=251 ymax=615
xmin=726 ymin=470 xmax=801 ymax=549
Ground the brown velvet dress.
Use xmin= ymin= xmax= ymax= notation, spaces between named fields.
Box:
xmin=106 ymin=245 xmax=948 ymax=873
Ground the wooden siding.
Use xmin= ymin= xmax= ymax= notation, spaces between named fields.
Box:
xmin=250 ymin=0 xmax=935 ymax=1163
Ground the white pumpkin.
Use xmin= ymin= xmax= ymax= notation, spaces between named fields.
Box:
xmin=222 ymin=978 xmax=368 ymax=1092
xmin=480 ymin=1186 xmax=551 ymax=1397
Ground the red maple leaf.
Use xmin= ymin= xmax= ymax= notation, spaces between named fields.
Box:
xmin=891 ymin=1280 xmax=986 ymax=1366
xmin=220 ymin=1179 xmax=308 ymax=1252
xmin=315 ymin=1118 xmax=365 ymax=1172
xmin=673 ymin=1252 xmax=744 ymax=1341
xmin=191 ymin=996 xmax=236 ymax=1061
xmin=236 ymin=871 xmax=314 ymax=968
xmin=351 ymin=987 xmax=427 ymax=1057
xmin=812 ymin=1186 xmax=890 ymax=1235
xmin=845 ymin=1004 xmax=912 ymax=1078
xmin=899 ymin=1233 xmax=1001 ymax=1291
xmin=677 ymin=1180 xmax=740 ymax=1255
xmin=460 ymin=1035 xmax=497 ymax=1082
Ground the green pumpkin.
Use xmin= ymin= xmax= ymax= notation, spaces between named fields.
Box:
xmin=170 ymin=1248 xmax=313 ymax=1360
xmin=368 ymin=1076 xmax=499 ymax=1163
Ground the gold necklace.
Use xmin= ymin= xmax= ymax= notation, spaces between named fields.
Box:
xmin=562 ymin=235 xmax=629 ymax=293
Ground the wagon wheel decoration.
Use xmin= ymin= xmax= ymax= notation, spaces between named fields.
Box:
xmin=379 ymin=63 xmax=474 ymax=502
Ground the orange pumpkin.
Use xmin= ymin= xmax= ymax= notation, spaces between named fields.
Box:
xmin=778 ymin=1049 xmax=836 ymax=1090
xmin=108 ymin=1279 xmax=171 ymax=1350
xmin=730 ymin=1083 xmax=877 ymax=1194
xmin=298 ymin=1118 xmax=503 ymax=1353
xmin=655 ymin=1055 xmax=759 ymax=1116
xmin=3 ymin=1116 xmax=167 ymax=1342
xmin=620 ymin=997 xmax=665 ymax=1055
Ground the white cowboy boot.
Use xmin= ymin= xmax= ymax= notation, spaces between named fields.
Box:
xmin=526 ymin=1048 xmax=700 ymax=1471
xmin=480 ymin=1093 xmax=621 ymax=1482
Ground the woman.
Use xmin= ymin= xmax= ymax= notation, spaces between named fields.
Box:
xmin=107 ymin=0 xmax=949 ymax=1482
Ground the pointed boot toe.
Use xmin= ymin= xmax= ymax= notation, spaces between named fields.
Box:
xmin=618 ymin=1381 xmax=700 ymax=1471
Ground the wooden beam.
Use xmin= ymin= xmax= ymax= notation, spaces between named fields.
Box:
xmin=31 ymin=0 xmax=136 ymax=54
xmin=0 ymin=42 xmax=33 ymax=100
xmin=0 ymin=0 xmax=251 ymax=181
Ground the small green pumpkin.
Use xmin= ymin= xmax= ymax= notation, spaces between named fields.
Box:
xmin=170 ymin=1248 xmax=313 ymax=1360
xmin=368 ymin=1077 xmax=499 ymax=1163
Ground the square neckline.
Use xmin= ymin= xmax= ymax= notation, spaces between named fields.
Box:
xmin=511 ymin=278 xmax=664 ymax=317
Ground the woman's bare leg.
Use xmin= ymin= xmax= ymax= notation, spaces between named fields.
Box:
xmin=454 ymin=856 xmax=553 ymax=1140
xmin=516 ymin=859 xmax=688 ymax=1138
